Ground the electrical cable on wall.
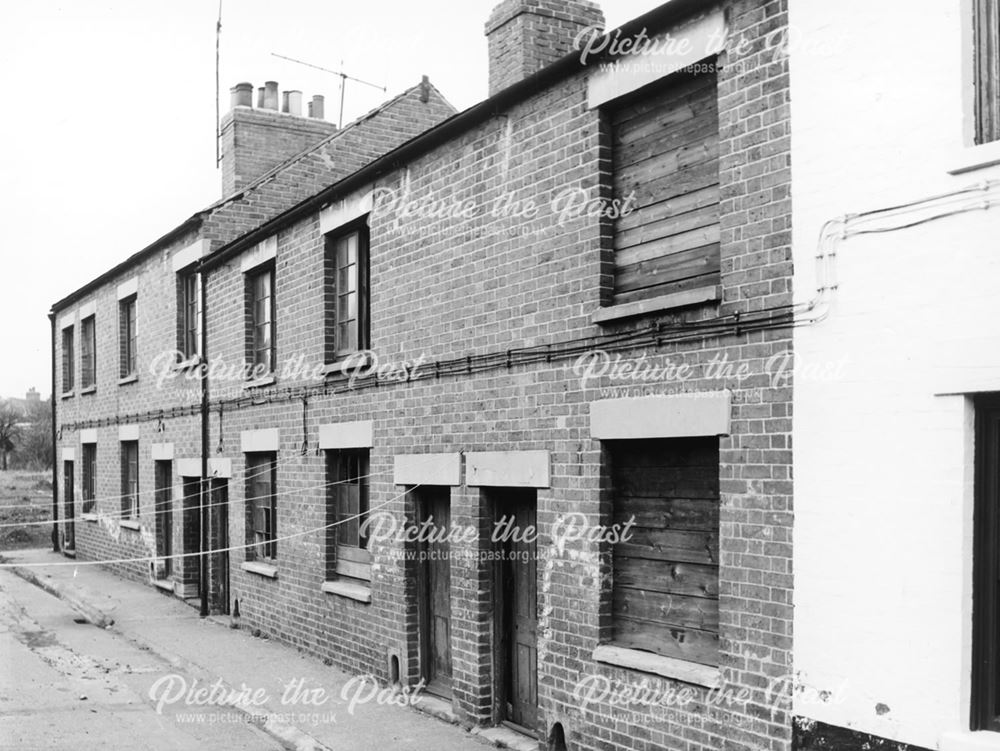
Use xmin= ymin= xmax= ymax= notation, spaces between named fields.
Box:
xmin=1 ymin=482 xmax=420 ymax=569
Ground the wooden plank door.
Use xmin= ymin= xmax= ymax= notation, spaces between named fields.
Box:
xmin=154 ymin=460 xmax=172 ymax=577
xmin=496 ymin=490 xmax=538 ymax=731
xmin=209 ymin=480 xmax=230 ymax=615
xmin=63 ymin=461 xmax=74 ymax=551
xmin=974 ymin=397 xmax=1000 ymax=730
xmin=181 ymin=477 xmax=202 ymax=595
xmin=418 ymin=487 xmax=452 ymax=697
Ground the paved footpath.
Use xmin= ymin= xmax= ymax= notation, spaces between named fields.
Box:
xmin=0 ymin=548 xmax=498 ymax=751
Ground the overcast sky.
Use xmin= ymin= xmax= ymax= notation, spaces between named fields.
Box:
xmin=0 ymin=0 xmax=663 ymax=400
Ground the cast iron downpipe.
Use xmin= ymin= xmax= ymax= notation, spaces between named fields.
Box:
xmin=49 ymin=312 xmax=59 ymax=552
xmin=199 ymin=269 xmax=209 ymax=618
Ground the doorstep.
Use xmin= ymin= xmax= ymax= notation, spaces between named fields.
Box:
xmin=411 ymin=695 xmax=539 ymax=751
xmin=413 ymin=693 xmax=459 ymax=725
xmin=471 ymin=724 xmax=539 ymax=751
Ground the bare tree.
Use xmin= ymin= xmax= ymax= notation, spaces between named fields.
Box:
xmin=0 ymin=400 xmax=22 ymax=471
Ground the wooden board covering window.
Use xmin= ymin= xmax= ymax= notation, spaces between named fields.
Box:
xmin=611 ymin=72 xmax=720 ymax=305
xmin=610 ymin=437 xmax=720 ymax=666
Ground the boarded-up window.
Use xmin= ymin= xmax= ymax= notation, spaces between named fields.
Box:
xmin=611 ymin=72 xmax=720 ymax=305
xmin=610 ymin=437 xmax=720 ymax=666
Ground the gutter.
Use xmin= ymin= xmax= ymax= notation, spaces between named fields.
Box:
xmin=49 ymin=312 xmax=59 ymax=553
xmin=198 ymin=0 xmax=709 ymax=271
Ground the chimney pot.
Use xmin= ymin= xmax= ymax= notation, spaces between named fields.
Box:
xmin=285 ymin=90 xmax=303 ymax=116
xmin=263 ymin=81 xmax=279 ymax=110
xmin=257 ymin=86 xmax=266 ymax=108
xmin=231 ymin=82 xmax=254 ymax=109
xmin=310 ymin=95 xmax=325 ymax=120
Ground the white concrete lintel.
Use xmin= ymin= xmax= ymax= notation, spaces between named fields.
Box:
xmin=590 ymin=391 xmax=731 ymax=439
xmin=319 ymin=421 xmax=373 ymax=450
xmin=240 ymin=235 xmax=277 ymax=273
xmin=393 ymin=453 xmax=461 ymax=486
xmin=241 ymin=428 xmax=279 ymax=453
xmin=465 ymin=451 xmax=550 ymax=488
xmin=587 ymin=9 xmax=726 ymax=109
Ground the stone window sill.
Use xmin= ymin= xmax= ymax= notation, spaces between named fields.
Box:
xmin=241 ymin=560 xmax=278 ymax=579
xmin=940 ymin=730 xmax=1000 ymax=750
xmin=82 ymin=513 xmax=98 ymax=522
xmin=60 ymin=391 xmax=74 ymax=400
xmin=321 ymin=579 xmax=371 ymax=603
xmin=323 ymin=351 xmax=372 ymax=380
xmin=592 ymin=645 xmax=721 ymax=688
xmin=591 ymin=286 xmax=721 ymax=324
xmin=947 ymin=139 xmax=1000 ymax=175
xmin=118 ymin=374 xmax=138 ymax=386
xmin=80 ymin=385 xmax=97 ymax=395
xmin=119 ymin=519 xmax=141 ymax=530
xmin=243 ymin=375 xmax=276 ymax=390
xmin=152 ymin=578 xmax=175 ymax=592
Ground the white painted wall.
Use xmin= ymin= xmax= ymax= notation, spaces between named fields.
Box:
xmin=790 ymin=1 xmax=1000 ymax=748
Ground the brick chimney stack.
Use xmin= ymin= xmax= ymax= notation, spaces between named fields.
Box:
xmin=219 ymin=80 xmax=339 ymax=197
xmin=485 ymin=0 xmax=604 ymax=96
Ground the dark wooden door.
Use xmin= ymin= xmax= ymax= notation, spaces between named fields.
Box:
xmin=154 ymin=461 xmax=172 ymax=577
xmin=209 ymin=480 xmax=230 ymax=615
xmin=181 ymin=478 xmax=202 ymax=594
xmin=974 ymin=397 xmax=1000 ymax=731
xmin=496 ymin=490 xmax=538 ymax=731
xmin=418 ymin=487 xmax=452 ymax=697
xmin=63 ymin=461 xmax=74 ymax=550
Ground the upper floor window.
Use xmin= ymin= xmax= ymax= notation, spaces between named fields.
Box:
xmin=248 ymin=267 xmax=275 ymax=374
xmin=975 ymin=0 xmax=1000 ymax=144
xmin=326 ymin=449 xmax=371 ymax=582
xmin=119 ymin=295 xmax=137 ymax=379
xmin=325 ymin=223 xmax=369 ymax=361
xmin=606 ymin=70 xmax=720 ymax=307
xmin=180 ymin=273 xmax=200 ymax=361
xmin=246 ymin=452 xmax=277 ymax=561
xmin=81 ymin=315 xmax=96 ymax=389
xmin=61 ymin=326 xmax=75 ymax=394
xmin=120 ymin=440 xmax=139 ymax=519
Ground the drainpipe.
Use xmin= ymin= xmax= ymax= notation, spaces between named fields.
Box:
xmin=49 ymin=312 xmax=59 ymax=552
xmin=199 ymin=269 xmax=210 ymax=618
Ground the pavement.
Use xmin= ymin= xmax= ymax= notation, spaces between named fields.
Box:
xmin=0 ymin=548 xmax=509 ymax=751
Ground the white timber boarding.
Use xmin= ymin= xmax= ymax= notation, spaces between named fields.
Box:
xmin=790 ymin=1 xmax=1000 ymax=749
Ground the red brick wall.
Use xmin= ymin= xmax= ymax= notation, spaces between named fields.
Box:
xmin=54 ymin=2 xmax=792 ymax=748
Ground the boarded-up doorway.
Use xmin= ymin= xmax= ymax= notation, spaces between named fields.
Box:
xmin=209 ymin=479 xmax=230 ymax=615
xmin=417 ymin=486 xmax=452 ymax=697
xmin=492 ymin=488 xmax=538 ymax=732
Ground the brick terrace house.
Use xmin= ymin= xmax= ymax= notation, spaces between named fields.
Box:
xmin=50 ymin=1 xmax=796 ymax=749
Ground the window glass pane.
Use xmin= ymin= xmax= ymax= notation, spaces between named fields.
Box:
xmin=346 ymin=233 xmax=357 ymax=264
